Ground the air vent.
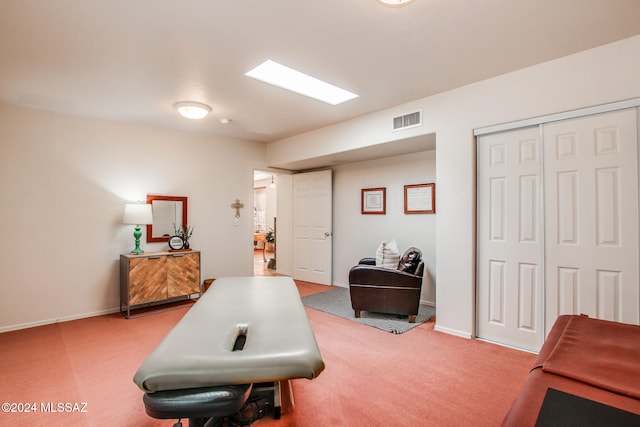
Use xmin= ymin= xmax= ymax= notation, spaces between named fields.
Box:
xmin=393 ymin=110 xmax=422 ymax=131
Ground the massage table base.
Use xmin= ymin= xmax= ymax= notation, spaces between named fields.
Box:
xmin=143 ymin=381 xmax=293 ymax=426
xmin=143 ymin=384 xmax=252 ymax=426
xmin=250 ymin=380 xmax=296 ymax=419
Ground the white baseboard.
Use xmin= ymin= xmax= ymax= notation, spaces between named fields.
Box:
xmin=475 ymin=337 xmax=539 ymax=354
xmin=434 ymin=324 xmax=473 ymax=339
xmin=0 ymin=307 xmax=121 ymax=334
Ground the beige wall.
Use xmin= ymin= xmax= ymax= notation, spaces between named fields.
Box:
xmin=3 ymin=35 xmax=640 ymax=336
xmin=267 ymin=35 xmax=640 ymax=338
xmin=332 ymin=150 xmax=436 ymax=305
xmin=0 ymin=103 xmax=265 ymax=331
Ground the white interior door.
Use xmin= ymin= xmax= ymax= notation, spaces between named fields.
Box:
xmin=477 ymin=127 xmax=544 ymax=351
xmin=293 ymin=170 xmax=333 ymax=285
xmin=543 ymin=109 xmax=639 ymax=333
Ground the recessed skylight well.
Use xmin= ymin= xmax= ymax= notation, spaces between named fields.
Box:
xmin=245 ymin=60 xmax=358 ymax=105
xmin=378 ymin=0 xmax=415 ymax=6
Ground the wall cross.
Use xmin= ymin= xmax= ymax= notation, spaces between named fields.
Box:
xmin=230 ymin=199 xmax=244 ymax=218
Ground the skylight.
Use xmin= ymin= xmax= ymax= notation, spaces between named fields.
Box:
xmin=245 ymin=60 xmax=358 ymax=105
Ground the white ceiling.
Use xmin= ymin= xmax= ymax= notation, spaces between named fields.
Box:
xmin=2 ymin=0 xmax=640 ymax=144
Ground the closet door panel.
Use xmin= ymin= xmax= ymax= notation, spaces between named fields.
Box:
xmin=544 ymin=109 xmax=639 ymax=333
xmin=477 ymin=127 xmax=543 ymax=351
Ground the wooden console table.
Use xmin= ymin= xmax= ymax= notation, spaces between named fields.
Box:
xmin=120 ymin=250 xmax=201 ymax=318
xmin=254 ymin=232 xmax=267 ymax=262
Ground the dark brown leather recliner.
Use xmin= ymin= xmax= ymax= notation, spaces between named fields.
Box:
xmin=348 ymin=247 xmax=424 ymax=323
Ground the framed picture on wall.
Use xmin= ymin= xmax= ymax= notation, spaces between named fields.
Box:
xmin=404 ymin=183 xmax=435 ymax=214
xmin=361 ymin=187 xmax=386 ymax=214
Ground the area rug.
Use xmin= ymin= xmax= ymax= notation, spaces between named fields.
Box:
xmin=302 ymin=287 xmax=435 ymax=334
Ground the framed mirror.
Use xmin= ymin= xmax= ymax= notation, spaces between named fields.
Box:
xmin=146 ymin=195 xmax=188 ymax=243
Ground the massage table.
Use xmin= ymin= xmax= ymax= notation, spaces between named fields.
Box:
xmin=502 ymin=315 xmax=640 ymax=426
xmin=134 ymin=276 xmax=325 ymax=426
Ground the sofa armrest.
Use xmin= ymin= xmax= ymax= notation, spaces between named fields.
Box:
xmin=358 ymin=258 xmax=376 ymax=266
xmin=349 ymin=265 xmax=423 ymax=289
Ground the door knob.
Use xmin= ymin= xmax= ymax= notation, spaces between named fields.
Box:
xmin=324 ymin=232 xmax=332 ymax=237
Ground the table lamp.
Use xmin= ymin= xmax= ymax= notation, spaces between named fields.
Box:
xmin=123 ymin=203 xmax=153 ymax=254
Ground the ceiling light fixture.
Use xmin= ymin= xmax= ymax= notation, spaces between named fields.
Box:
xmin=378 ymin=0 xmax=415 ymax=6
xmin=245 ymin=60 xmax=358 ymax=105
xmin=173 ymin=101 xmax=212 ymax=120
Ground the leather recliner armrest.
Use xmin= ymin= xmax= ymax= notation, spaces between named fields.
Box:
xmin=348 ymin=265 xmax=423 ymax=289
xmin=358 ymin=258 xmax=376 ymax=266
xmin=414 ymin=262 xmax=424 ymax=277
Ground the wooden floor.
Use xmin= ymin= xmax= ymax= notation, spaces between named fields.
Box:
xmin=254 ymin=248 xmax=277 ymax=276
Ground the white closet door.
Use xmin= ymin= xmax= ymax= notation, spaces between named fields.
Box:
xmin=543 ymin=109 xmax=639 ymax=333
xmin=477 ymin=127 xmax=544 ymax=351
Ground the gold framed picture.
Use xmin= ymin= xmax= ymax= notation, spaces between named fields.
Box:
xmin=404 ymin=183 xmax=435 ymax=214
xmin=361 ymin=187 xmax=386 ymax=214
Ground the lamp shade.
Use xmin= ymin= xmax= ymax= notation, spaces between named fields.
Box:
xmin=123 ymin=203 xmax=153 ymax=225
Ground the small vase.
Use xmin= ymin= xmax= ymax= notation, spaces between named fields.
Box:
xmin=183 ymin=240 xmax=190 ymax=250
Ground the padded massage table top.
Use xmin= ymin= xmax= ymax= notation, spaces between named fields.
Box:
xmin=134 ymin=276 xmax=325 ymax=393
xmin=502 ymin=315 xmax=640 ymax=425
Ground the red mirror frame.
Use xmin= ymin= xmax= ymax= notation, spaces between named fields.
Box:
xmin=146 ymin=195 xmax=188 ymax=243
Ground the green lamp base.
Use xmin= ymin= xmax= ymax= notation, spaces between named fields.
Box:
xmin=130 ymin=225 xmax=145 ymax=255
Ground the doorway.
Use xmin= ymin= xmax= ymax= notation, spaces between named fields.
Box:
xmin=254 ymin=170 xmax=277 ymax=276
